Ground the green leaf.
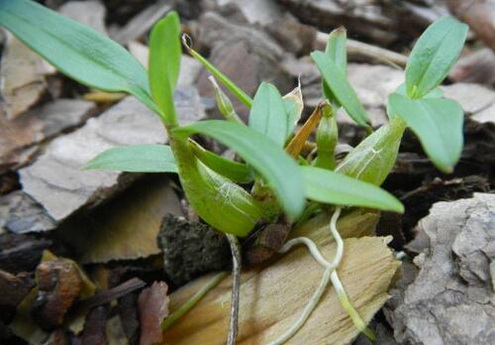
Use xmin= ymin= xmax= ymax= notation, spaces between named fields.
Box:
xmin=312 ymin=51 xmax=370 ymax=127
xmin=336 ymin=116 xmax=406 ymax=185
xmin=84 ymin=144 xmax=178 ymax=173
xmin=170 ymin=139 xmax=261 ymax=237
xmin=183 ymin=37 xmax=253 ymax=108
xmin=302 ymin=166 xmax=404 ymax=213
xmin=0 ymin=0 xmax=160 ymax=115
xmin=322 ymin=27 xmax=347 ymax=110
xmin=388 ymin=92 xmax=464 ymax=173
xmin=406 ymin=16 xmax=468 ymax=99
xmin=249 ymin=83 xmax=291 ymax=146
xmin=173 ymin=120 xmax=306 ymax=220
xmin=188 ymin=140 xmax=252 ymax=183
xmin=149 ymin=11 xmax=181 ymax=126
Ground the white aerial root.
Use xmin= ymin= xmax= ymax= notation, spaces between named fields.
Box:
xmin=271 ymin=207 xmax=374 ymax=344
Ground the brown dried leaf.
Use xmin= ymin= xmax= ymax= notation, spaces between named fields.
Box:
xmin=138 ymin=282 xmax=169 ymax=345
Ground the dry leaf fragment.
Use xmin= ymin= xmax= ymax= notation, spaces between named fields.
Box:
xmin=138 ymin=282 xmax=169 ymax=345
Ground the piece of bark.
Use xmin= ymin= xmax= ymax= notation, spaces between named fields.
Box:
xmin=58 ymin=0 xmax=107 ymax=35
xmin=111 ymin=0 xmax=172 ymax=44
xmin=450 ymin=48 xmax=495 ymax=85
xmin=0 ymin=32 xmax=55 ymax=119
xmin=0 ymin=270 xmax=35 ymax=324
xmin=18 ymin=87 xmax=204 ymax=230
xmin=163 ymin=210 xmax=398 ymax=344
xmin=0 ymin=99 xmax=97 ymax=172
xmin=117 ymin=293 xmax=140 ymax=345
xmin=265 ymin=17 xmax=317 ymax=56
xmin=81 ymin=306 xmax=108 ymax=345
xmin=0 ymin=232 xmax=52 ymax=273
xmin=56 ymin=177 xmax=183 ymax=264
xmin=386 ymin=193 xmax=495 ymax=344
xmin=449 ymin=0 xmax=495 ymax=53
xmin=138 ymin=282 xmax=169 ymax=345
xmin=32 ymin=259 xmax=84 ymax=330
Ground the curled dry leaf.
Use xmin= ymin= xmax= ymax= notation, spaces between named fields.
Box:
xmin=138 ymin=282 xmax=170 ymax=345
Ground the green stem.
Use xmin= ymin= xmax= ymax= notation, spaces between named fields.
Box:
xmin=162 ymin=271 xmax=228 ymax=331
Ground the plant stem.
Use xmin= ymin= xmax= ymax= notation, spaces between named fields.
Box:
xmin=162 ymin=271 xmax=228 ymax=331
xmin=226 ymin=234 xmax=242 ymax=345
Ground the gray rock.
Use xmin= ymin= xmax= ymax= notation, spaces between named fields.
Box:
xmin=386 ymin=193 xmax=495 ymax=345
xmin=0 ymin=99 xmax=96 ymax=171
xmin=18 ymin=87 xmax=204 ymax=230
xmin=59 ymin=0 xmax=107 ymax=35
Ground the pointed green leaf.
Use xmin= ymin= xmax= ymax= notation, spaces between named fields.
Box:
xmin=249 ymin=83 xmax=291 ymax=146
xmin=406 ymin=17 xmax=468 ymax=99
xmin=173 ymin=121 xmax=306 ymax=220
xmin=149 ymin=11 xmax=181 ymax=126
xmin=0 ymin=0 xmax=160 ymax=115
xmin=388 ymin=92 xmax=464 ymax=173
xmin=322 ymin=27 xmax=347 ymax=109
xmin=84 ymin=144 xmax=177 ymax=173
xmin=312 ymin=51 xmax=370 ymax=127
xmin=302 ymin=166 xmax=404 ymax=213
xmin=188 ymin=140 xmax=252 ymax=183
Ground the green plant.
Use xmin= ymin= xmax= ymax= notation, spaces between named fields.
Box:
xmin=0 ymin=1 xmax=467 ymax=343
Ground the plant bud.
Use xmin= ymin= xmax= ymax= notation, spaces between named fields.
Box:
xmin=336 ymin=117 xmax=406 ymax=186
xmin=208 ymin=76 xmax=243 ymax=123
xmin=170 ymin=138 xmax=262 ymax=237
xmin=315 ymin=103 xmax=338 ymax=170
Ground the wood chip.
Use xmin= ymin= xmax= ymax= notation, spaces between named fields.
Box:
xmin=163 ymin=210 xmax=399 ymax=344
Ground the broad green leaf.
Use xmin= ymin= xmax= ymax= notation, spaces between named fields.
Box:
xmin=84 ymin=144 xmax=177 ymax=173
xmin=406 ymin=17 xmax=468 ymax=99
xmin=312 ymin=51 xmax=370 ymax=127
xmin=188 ymin=140 xmax=252 ymax=183
xmin=183 ymin=37 xmax=253 ymax=108
xmin=170 ymin=139 xmax=261 ymax=237
xmin=322 ymin=27 xmax=347 ymax=109
xmin=0 ymin=0 xmax=160 ymax=115
xmin=336 ymin=116 xmax=406 ymax=185
xmin=388 ymin=92 xmax=464 ymax=173
xmin=173 ymin=121 xmax=306 ymax=220
xmin=302 ymin=166 xmax=404 ymax=213
xmin=249 ymin=83 xmax=291 ymax=146
xmin=149 ymin=12 xmax=181 ymax=126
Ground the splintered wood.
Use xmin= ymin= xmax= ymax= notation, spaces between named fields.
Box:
xmin=162 ymin=211 xmax=400 ymax=344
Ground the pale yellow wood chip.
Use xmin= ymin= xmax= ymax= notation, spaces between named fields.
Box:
xmin=163 ymin=210 xmax=399 ymax=345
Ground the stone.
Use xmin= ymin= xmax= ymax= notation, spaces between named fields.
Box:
xmin=386 ymin=193 xmax=495 ymax=345
xmin=19 ymin=87 xmax=204 ymax=229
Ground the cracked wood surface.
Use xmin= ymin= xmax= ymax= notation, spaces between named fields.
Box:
xmin=162 ymin=210 xmax=400 ymax=344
